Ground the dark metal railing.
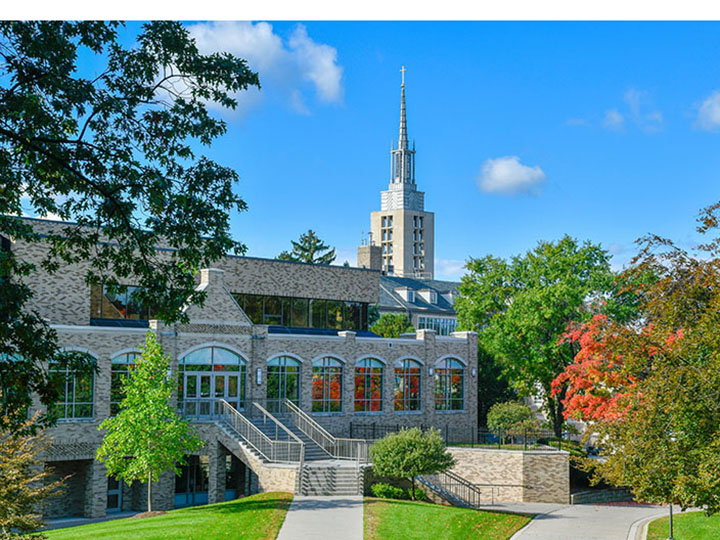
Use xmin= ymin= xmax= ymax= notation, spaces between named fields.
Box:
xmin=418 ymin=470 xmax=511 ymax=507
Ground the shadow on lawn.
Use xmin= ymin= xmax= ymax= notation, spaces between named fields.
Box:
xmin=180 ymin=494 xmax=292 ymax=516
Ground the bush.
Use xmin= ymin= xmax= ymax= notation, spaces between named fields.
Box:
xmin=369 ymin=427 xmax=455 ymax=500
xmin=487 ymin=401 xmax=536 ymax=434
xmin=410 ymin=487 xmax=428 ymax=502
xmin=371 ymin=483 xmax=406 ymax=500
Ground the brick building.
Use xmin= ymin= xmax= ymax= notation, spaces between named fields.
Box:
xmin=6 ymin=218 xmax=477 ymax=518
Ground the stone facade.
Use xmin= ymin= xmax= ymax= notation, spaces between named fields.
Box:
xmin=13 ymin=218 xmax=477 ymax=518
xmin=447 ymin=447 xmax=570 ymax=504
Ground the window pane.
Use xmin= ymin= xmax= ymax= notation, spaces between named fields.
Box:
xmin=326 ymin=301 xmax=343 ymax=330
xmin=310 ymin=299 xmax=326 ymax=328
xmin=104 ymin=287 xmax=127 ymax=319
xmin=292 ymin=298 xmax=309 ymax=327
xmin=243 ymin=295 xmax=263 ymax=323
xmin=263 ymin=296 xmax=282 ymax=325
xmin=126 ymin=286 xmax=145 ymax=320
xmin=281 ymin=297 xmax=291 ymax=326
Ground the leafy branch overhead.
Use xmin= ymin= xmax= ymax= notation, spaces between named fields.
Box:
xmin=0 ymin=21 xmax=259 ymax=433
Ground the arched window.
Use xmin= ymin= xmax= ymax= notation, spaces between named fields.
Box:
xmin=434 ymin=358 xmax=464 ymax=411
xmin=179 ymin=346 xmax=246 ymax=417
xmin=110 ymin=352 xmax=139 ymax=415
xmin=267 ymin=356 xmax=301 ymax=413
xmin=312 ymin=357 xmax=343 ymax=413
xmin=49 ymin=357 xmax=95 ymax=420
xmin=355 ymin=358 xmax=383 ymax=413
xmin=394 ymin=359 xmax=422 ymax=412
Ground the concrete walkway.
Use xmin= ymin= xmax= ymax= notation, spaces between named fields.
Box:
xmin=276 ymin=495 xmax=363 ymax=540
xmin=505 ymin=502 xmax=665 ymax=540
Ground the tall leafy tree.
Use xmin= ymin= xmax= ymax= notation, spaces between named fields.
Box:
xmin=553 ymin=202 xmax=720 ymax=520
xmin=277 ymin=229 xmax=336 ymax=264
xmin=0 ymin=21 xmax=259 ymax=434
xmin=96 ymin=332 xmax=202 ymax=513
xmin=455 ymin=235 xmax=617 ymax=437
xmin=370 ymin=313 xmax=414 ymax=338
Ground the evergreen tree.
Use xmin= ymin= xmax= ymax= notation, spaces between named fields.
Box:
xmin=277 ymin=230 xmax=336 ymax=264
xmin=96 ymin=332 xmax=202 ymax=512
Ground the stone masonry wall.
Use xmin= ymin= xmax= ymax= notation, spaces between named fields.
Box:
xmin=448 ymin=447 xmax=570 ymax=504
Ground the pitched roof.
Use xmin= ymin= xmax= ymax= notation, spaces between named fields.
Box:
xmin=378 ymin=275 xmax=460 ymax=316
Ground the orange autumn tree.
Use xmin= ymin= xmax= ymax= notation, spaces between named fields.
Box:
xmin=552 ymin=203 xmax=720 ymax=515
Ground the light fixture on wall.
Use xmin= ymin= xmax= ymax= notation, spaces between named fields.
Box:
xmin=428 ymin=367 xmax=434 ymax=376
xmin=256 ymin=368 xmax=262 ymax=385
xmin=472 ymin=368 xmax=477 ymax=377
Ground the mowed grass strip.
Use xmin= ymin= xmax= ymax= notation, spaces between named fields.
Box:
xmin=647 ymin=510 xmax=720 ymax=540
xmin=46 ymin=492 xmax=293 ymax=540
xmin=364 ymin=497 xmax=532 ymax=540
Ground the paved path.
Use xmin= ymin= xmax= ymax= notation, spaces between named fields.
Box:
xmin=276 ymin=495 xmax=363 ymax=540
xmin=505 ymin=503 xmax=665 ymax=540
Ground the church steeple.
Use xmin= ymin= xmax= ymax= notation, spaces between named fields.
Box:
xmin=391 ymin=66 xmax=415 ymax=186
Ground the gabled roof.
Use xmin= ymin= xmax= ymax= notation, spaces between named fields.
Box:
xmin=378 ymin=275 xmax=460 ymax=316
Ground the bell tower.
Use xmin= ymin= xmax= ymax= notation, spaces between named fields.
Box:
xmin=359 ymin=67 xmax=435 ymax=278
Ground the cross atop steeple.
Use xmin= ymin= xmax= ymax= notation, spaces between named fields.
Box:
xmin=392 ymin=66 xmax=415 ymax=185
xmin=400 ymin=65 xmax=406 ymax=87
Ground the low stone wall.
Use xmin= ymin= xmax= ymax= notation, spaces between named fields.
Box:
xmin=448 ymin=447 xmax=570 ymax=504
xmin=571 ymin=488 xmax=634 ymax=505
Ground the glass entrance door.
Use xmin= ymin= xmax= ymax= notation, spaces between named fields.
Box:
xmin=178 ymin=347 xmax=246 ymax=417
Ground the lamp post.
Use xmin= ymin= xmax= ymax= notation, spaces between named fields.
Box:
xmin=667 ymin=503 xmax=675 ymax=540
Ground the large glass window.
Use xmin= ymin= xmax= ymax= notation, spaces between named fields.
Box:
xmin=417 ymin=316 xmax=458 ymax=336
xmin=233 ymin=293 xmax=369 ymax=331
xmin=49 ymin=359 xmax=94 ymax=420
xmin=354 ymin=359 xmax=383 ymax=413
xmin=110 ymin=352 xmax=139 ymax=415
xmin=312 ymin=357 xmax=342 ymax=413
xmin=434 ymin=358 xmax=464 ymax=411
xmin=179 ymin=346 xmax=246 ymax=417
xmin=267 ymin=356 xmax=301 ymax=413
xmin=394 ymin=359 xmax=422 ymax=412
xmin=90 ymin=284 xmax=156 ymax=322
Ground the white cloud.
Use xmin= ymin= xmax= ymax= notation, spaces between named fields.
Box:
xmin=477 ymin=156 xmax=546 ymax=195
xmin=435 ymin=259 xmax=467 ymax=281
xmin=696 ymin=90 xmax=720 ymax=131
xmin=187 ymin=21 xmax=343 ymax=115
xmin=622 ymin=89 xmax=663 ymax=132
xmin=602 ymin=108 xmax=625 ymax=129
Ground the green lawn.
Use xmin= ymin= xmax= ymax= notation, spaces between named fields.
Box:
xmin=647 ymin=510 xmax=720 ymax=540
xmin=45 ymin=492 xmax=293 ymax=540
xmin=364 ymin=497 xmax=532 ymax=540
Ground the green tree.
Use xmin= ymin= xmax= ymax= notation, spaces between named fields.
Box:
xmin=277 ymin=229 xmax=336 ymax=264
xmin=455 ymin=235 xmax=617 ymax=437
xmin=0 ymin=411 xmax=64 ymax=539
xmin=96 ymin=332 xmax=203 ymax=512
xmin=370 ymin=313 xmax=415 ymax=338
xmin=369 ymin=427 xmax=455 ymax=500
xmin=0 ymin=21 xmax=258 ymax=434
xmin=476 ymin=347 xmax=515 ymax=428
xmin=486 ymin=401 xmax=537 ymax=442
xmin=554 ymin=203 xmax=720 ymax=520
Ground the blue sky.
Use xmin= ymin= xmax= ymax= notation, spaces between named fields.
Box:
xmin=117 ymin=22 xmax=720 ymax=278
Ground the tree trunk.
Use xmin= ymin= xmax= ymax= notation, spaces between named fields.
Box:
xmin=148 ymin=471 xmax=152 ymax=513
xmin=549 ymin=386 xmax=566 ymax=439
xmin=410 ymin=477 xmax=416 ymax=500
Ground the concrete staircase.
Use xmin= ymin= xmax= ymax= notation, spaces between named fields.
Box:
xmin=247 ymin=417 xmax=332 ymax=461
xmin=300 ymin=463 xmax=365 ymax=496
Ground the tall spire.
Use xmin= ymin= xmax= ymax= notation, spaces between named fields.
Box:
xmin=398 ymin=66 xmax=408 ymax=150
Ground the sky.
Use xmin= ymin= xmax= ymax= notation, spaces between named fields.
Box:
xmin=60 ymin=22 xmax=720 ymax=279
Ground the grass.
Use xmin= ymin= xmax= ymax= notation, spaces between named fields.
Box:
xmin=45 ymin=492 xmax=293 ymax=540
xmin=364 ymin=497 xmax=532 ymax=540
xmin=647 ymin=510 xmax=720 ymax=540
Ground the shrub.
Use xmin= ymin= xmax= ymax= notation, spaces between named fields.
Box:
xmin=371 ymin=483 xmax=406 ymax=500
xmin=487 ymin=401 xmax=536 ymax=435
xmin=370 ymin=427 xmax=454 ymax=500
xmin=409 ymin=487 xmax=429 ymax=502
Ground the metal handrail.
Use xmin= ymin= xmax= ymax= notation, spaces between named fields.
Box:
xmin=253 ymin=402 xmax=306 ymax=446
xmin=282 ymin=399 xmax=372 ymax=462
xmin=218 ymin=399 xmax=274 ymax=461
xmin=418 ymin=469 xmax=491 ymax=507
xmin=218 ymin=399 xmax=304 ymax=465
xmin=282 ymin=399 xmax=336 ymax=451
